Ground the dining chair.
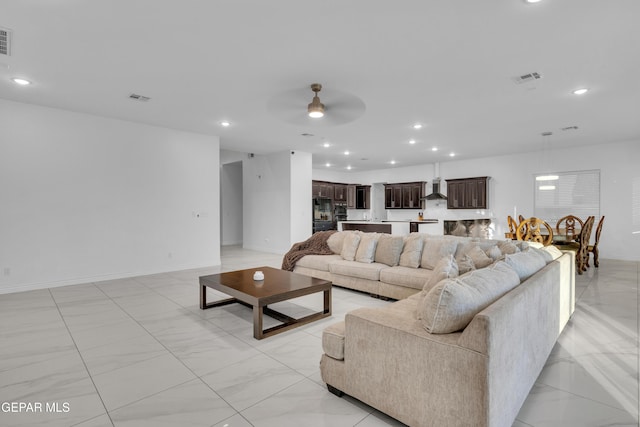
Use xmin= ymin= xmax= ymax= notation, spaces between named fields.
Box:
xmin=575 ymin=216 xmax=595 ymax=273
xmin=515 ymin=217 xmax=554 ymax=246
xmin=587 ymin=216 xmax=605 ymax=267
xmin=505 ymin=215 xmax=517 ymax=239
xmin=556 ymin=215 xmax=584 ymax=244
xmin=517 ymin=214 xmax=529 ymax=236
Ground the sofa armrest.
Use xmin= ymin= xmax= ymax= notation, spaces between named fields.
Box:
xmin=339 ymin=307 xmax=488 ymax=427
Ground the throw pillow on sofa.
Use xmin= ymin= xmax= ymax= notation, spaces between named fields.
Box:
xmin=497 ymin=240 xmax=520 ymax=255
xmin=340 ymin=232 xmax=361 ymax=261
xmin=374 ymin=234 xmax=404 ymax=266
xmin=399 ymin=233 xmax=424 ymax=268
xmin=420 ymin=238 xmax=458 ymax=270
xmin=419 ymin=261 xmax=521 ymax=334
xmin=355 ymin=233 xmax=380 ymax=263
xmin=485 ymin=245 xmax=503 ymax=261
xmin=466 ymin=245 xmax=493 ymax=269
xmin=504 ymin=250 xmax=547 ymax=281
xmin=457 ymin=254 xmax=476 ymax=275
xmin=423 ymin=254 xmax=459 ymax=293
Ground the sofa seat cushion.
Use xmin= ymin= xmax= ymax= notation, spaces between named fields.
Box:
xmin=329 ymin=260 xmax=388 ymax=281
xmin=379 ymin=266 xmax=434 ymax=290
xmin=295 ymin=254 xmax=343 ymax=272
xmin=322 ymin=321 xmax=345 ymax=360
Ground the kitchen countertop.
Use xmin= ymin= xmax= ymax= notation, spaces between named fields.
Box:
xmin=340 ymin=219 xmax=438 ymax=224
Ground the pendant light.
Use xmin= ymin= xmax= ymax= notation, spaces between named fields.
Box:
xmin=536 ymin=132 xmax=558 ymax=189
xmin=307 ymin=83 xmax=325 ymax=118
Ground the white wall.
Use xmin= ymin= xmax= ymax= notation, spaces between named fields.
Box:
xmin=0 ymin=99 xmax=221 ymax=293
xmin=314 ymin=140 xmax=640 ymax=261
xmin=220 ymin=161 xmax=243 ymax=245
xmin=290 ymin=151 xmax=313 ymax=244
xmin=243 ymin=150 xmax=312 ymax=254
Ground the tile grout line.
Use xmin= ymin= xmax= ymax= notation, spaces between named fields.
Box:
xmin=48 ymin=286 xmax=116 ymax=427
xmin=88 ymin=279 xmax=247 ymax=419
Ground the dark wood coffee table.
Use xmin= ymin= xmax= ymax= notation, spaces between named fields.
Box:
xmin=199 ymin=266 xmax=332 ymax=339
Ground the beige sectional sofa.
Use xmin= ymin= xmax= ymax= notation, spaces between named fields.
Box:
xmin=319 ymin=242 xmax=575 ymax=427
xmin=293 ymin=231 xmax=531 ymax=300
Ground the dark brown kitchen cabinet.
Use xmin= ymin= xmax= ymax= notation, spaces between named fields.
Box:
xmin=334 ymin=184 xmax=347 ymax=202
xmin=385 ymin=184 xmax=403 ymax=208
xmin=402 ymin=182 xmax=425 ymax=209
xmin=445 ymin=177 xmax=489 ymax=209
xmin=312 ymin=181 xmax=333 ymax=198
xmin=385 ymin=182 xmax=425 ymax=209
xmin=346 ymin=185 xmax=357 ymax=208
xmin=355 ymin=185 xmax=371 ymax=209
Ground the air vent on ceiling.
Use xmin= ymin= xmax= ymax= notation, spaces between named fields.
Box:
xmin=561 ymin=126 xmax=579 ymax=131
xmin=129 ymin=93 xmax=151 ymax=102
xmin=0 ymin=27 xmax=12 ymax=56
xmin=512 ymin=72 xmax=542 ymax=84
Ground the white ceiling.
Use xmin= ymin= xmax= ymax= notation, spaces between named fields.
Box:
xmin=1 ymin=1 xmax=639 ymax=171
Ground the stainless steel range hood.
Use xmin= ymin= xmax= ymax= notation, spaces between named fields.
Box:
xmin=424 ymin=178 xmax=447 ymax=200
xmin=423 ymin=162 xmax=447 ymax=200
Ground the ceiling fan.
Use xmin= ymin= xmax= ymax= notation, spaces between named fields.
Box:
xmin=266 ymin=83 xmax=366 ymax=127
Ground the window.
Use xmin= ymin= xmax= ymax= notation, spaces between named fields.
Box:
xmin=533 ymin=170 xmax=600 ymax=226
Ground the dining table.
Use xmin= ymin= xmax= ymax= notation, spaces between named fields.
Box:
xmin=546 ymin=228 xmax=581 ymax=244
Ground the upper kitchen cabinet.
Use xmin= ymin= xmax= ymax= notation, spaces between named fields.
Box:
xmin=384 ymin=184 xmax=403 ymax=208
xmin=385 ymin=182 xmax=425 ymax=209
xmin=445 ymin=177 xmax=489 ymax=209
xmin=312 ymin=181 xmax=333 ymax=198
xmin=355 ymin=185 xmax=371 ymax=209
xmin=334 ymin=183 xmax=347 ymax=202
xmin=346 ymin=185 xmax=357 ymax=208
xmin=402 ymin=182 xmax=425 ymax=209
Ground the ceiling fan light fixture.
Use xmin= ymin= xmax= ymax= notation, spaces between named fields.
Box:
xmin=307 ymin=83 xmax=325 ymax=118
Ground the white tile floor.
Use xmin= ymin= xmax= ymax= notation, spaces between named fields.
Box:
xmin=0 ymin=246 xmax=637 ymax=426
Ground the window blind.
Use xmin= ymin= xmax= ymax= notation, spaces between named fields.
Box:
xmin=533 ymin=169 xmax=600 ymax=226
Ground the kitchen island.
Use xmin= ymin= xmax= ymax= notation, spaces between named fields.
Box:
xmin=338 ymin=220 xmax=441 ymax=235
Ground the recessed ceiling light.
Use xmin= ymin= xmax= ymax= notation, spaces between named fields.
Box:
xmin=220 ymin=120 xmax=231 ymax=127
xmin=11 ymin=78 xmax=31 ymax=85
xmin=323 ymin=142 xmax=331 ymax=148
xmin=572 ymin=88 xmax=589 ymax=95
xmin=524 ymin=0 xmax=542 ymax=3
xmin=412 ymin=123 xmax=423 ymax=130
xmin=409 ymin=139 xmax=416 ymax=145
xmin=449 ymin=152 xmax=455 ymax=157
xmin=344 ymin=150 xmax=350 ymax=155
xmin=431 ymin=147 xmax=438 ymax=152
xmin=325 ymin=162 xmax=331 ymax=167
xmin=390 ymin=160 xmax=396 ymax=165
xmin=346 ymin=165 xmax=352 ymax=170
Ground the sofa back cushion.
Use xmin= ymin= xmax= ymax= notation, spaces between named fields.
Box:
xmin=327 ymin=231 xmax=347 ymax=254
xmin=399 ymin=233 xmax=424 ymax=268
xmin=419 ymin=261 xmax=521 ymax=334
xmin=355 ymin=233 xmax=380 ymax=263
xmin=420 ymin=238 xmax=458 ymax=270
xmin=340 ymin=232 xmax=361 ymax=261
xmin=504 ymin=249 xmax=547 ymax=281
xmin=374 ymin=234 xmax=405 ymax=266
